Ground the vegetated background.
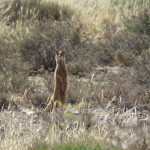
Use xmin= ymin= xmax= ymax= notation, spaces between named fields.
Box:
xmin=0 ymin=0 xmax=149 ymax=150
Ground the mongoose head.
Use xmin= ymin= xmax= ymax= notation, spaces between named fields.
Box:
xmin=55 ymin=50 xmax=66 ymax=64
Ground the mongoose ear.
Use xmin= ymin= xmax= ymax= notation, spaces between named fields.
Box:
xmin=55 ymin=51 xmax=59 ymax=55
xmin=61 ymin=50 xmax=66 ymax=55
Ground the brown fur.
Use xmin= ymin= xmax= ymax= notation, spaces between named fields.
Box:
xmin=45 ymin=50 xmax=67 ymax=112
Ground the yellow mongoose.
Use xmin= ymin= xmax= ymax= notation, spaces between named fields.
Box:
xmin=45 ymin=50 xmax=68 ymax=112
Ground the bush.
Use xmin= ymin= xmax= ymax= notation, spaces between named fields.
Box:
xmin=53 ymin=141 xmax=108 ymax=150
xmin=20 ymin=20 xmax=83 ymax=73
xmin=28 ymin=142 xmax=50 ymax=150
xmin=132 ymin=50 xmax=150 ymax=109
xmin=133 ymin=50 xmax=150 ymax=85
xmin=113 ymin=50 xmax=135 ymax=66
xmin=125 ymin=10 xmax=150 ymax=36
xmin=0 ymin=37 xmax=29 ymax=93
xmin=0 ymin=36 xmax=30 ymax=110
xmin=0 ymin=92 xmax=9 ymax=110
xmin=111 ymin=0 xmax=148 ymax=7
xmin=20 ymin=22 xmax=68 ymax=72
xmin=0 ymin=55 xmax=29 ymax=93
xmin=110 ymin=0 xmax=150 ymax=49
xmin=67 ymin=61 xmax=92 ymax=76
xmin=67 ymin=76 xmax=89 ymax=104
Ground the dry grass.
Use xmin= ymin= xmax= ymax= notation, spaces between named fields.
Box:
xmin=55 ymin=0 xmax=150 ymax=37
xmin=0 ymin=102 xmax=149 ymax=150
xmin=1 ymin=67 xmax=149 ymax=150
xmin=0 ymin=0 xmax=150 ymax=149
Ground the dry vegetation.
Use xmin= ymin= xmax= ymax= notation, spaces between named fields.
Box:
xmin=0 ymin=0 xmax=150 ymax=150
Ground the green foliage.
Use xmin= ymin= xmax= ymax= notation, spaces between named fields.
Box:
xmin=52 ymin=140 xmax=117 ymax=150
xmin=126 ymin=10 xmax=150 ymax=36
xmin=28 ymin=142 xmax=50 ymax=150
xmin=28 ymin=140 xmax=118 ymax=150
xmin=64 ymin=101 xmax=84 ymax=118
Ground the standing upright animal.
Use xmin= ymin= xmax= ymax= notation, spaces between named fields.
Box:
xmin=45 ymin=50 xmax=68 ymax=112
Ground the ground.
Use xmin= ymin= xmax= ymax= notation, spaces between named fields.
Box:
xmin=0 ymin=66 xmax=150 ymax=150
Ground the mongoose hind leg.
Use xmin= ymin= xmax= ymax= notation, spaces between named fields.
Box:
xmin=60 ymin=93 xmax=66 ymax=106
xmin=44 ymin=99 xmax=54 ymax=112
xmin=45 ymin=94 xmax=61 ymax=112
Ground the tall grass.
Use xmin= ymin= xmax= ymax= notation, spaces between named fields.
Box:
xmin=0 ymin=103 xmax=149 ymax=150
xmin=48 ymin=0 xmax=150 ymax=36
xmin=0 ymin=0 xmax=150 ymax=150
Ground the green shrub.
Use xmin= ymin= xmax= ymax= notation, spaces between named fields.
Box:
xmin=53 ymin=142 xmax=102 ymax=150
xmin=53 ymin=140 xmax=118 ymax=150
xmin=28 ymin=140 xmax=117 ymax=150
xmin=126 ymin=10 xmax=150 ymax=36
xmin=28 ymin=142 xmax=50 ymax=150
